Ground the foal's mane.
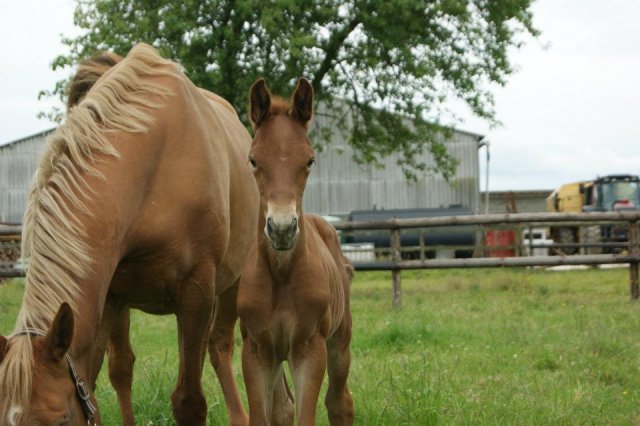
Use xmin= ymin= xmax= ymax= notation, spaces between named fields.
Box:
xmin=0 ymin=43 xmax=177 ymax=425
xmin=268 ymin=97 xmax=290 ymax=116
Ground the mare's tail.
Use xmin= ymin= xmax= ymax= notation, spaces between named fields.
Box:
xmin=67 ymin=51 xmax=122 ymax=109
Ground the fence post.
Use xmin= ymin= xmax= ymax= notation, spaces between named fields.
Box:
xmin=630 ymin=220 xmax=639 ymax=300
xmin=390 ymin=228 xmax=402 ymax=308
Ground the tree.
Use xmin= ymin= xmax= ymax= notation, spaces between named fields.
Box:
xmin=44 ymin=0 xmax=538 ymax=179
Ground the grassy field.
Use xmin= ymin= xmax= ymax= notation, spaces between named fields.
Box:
xmin=1 ymin=267 xmax=639 ymax=425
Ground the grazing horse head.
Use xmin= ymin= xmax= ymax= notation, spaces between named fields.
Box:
xmin=1 ymin=304 xmax=88 ymax=426
xmin=248 ymin=77 xmax=315 ymax=251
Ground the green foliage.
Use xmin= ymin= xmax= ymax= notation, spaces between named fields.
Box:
xmin=45 ymin=0 xmax=537 ymax=178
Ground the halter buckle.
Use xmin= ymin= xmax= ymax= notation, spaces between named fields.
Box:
xmin=76 ymin=378 xmax=92 ymax=401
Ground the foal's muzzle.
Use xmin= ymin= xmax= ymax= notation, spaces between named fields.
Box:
xmin=266 ymin=216 xmax=298 ymax=250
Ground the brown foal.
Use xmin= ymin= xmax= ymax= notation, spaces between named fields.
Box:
xmin=238 ymin=78 xmax=354 ymax=425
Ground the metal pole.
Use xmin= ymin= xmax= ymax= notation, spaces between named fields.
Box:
xmin=390 ymin=228 xmax=402 ymax=308
xmin=629 ymin=220 xmax=639 ymax=300
xmin=484 ymin=141 xmax=490 ymax=215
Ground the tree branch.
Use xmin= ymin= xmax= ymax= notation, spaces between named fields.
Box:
xmin=311 ymin=18 xmax=361 ymax=94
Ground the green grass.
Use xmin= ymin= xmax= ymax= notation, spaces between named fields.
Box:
xmin=2 ymin=267 xmax=640 ymax=425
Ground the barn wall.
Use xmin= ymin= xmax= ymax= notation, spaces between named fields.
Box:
xmin=304 ymin=108 xmax=482 ymax=216
xmin=480 ymin=191 xmax=551 ymax=214
xmin=0 ymin=129 xmax=52 ymax=222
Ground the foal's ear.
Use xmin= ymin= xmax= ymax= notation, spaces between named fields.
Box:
xmin=46 ymin=303 xmax=74 ymax=361
xmin=0 ymin=336 xmax=7 ymax=363
xmin=249 ymin=78 xmax=271 ymax=129
xmin=290 ymin=78 xmax=314 ymax=127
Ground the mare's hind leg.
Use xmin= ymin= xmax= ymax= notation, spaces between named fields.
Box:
xmin=107 ymin=308 xmax=136 ymax=426
xmin=325 ymin=317 xmax=354 ymax=426
xmin=207 ymin=283 xmax=249 ymax=426
xmin=171 ymin=265 xmax=216 ymax=425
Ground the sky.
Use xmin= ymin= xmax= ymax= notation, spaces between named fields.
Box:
xmin=0 ymin=0 xmax=639 ymax=192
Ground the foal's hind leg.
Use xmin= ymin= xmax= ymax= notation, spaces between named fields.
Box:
xmin=325 ymin=318 xmax=354 ymax=426
xmin=208 ymin=283 xmax=249 ymax=426
xmin=107 ymin=308 xmax=136 ymax=426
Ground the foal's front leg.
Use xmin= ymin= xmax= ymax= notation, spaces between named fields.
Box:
xmin=242 ymin=335 xmax=282 ymax=425
xmin=272 ymin=368 xmax=294 ymax=426
xmin=172 ymin=266 xmax=216 ymax=425
xmin=290 ymin=333 xmax=328 ymax=426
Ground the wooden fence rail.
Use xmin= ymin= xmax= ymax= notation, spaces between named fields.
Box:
xmin=3 ymin=212 xmax=640 ymax=305
xmin=333 ymin=211 xmax=640 ymax=306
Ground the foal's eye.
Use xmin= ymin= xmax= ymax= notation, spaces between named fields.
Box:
xmin=249 ymin=158 xmax=257 ymax=170
xmin=307 ymin=158 xmax=315 ymax=168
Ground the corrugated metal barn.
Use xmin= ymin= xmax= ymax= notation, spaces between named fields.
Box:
xmin=306 ymin=108 xmax=484 ymax=216
xmin=0 ymin=122 xmax=483 ymax=222
xmin=481 ymin=190 xmax=551 ymax=214
xmin=0 ymin=129 xmax=51 ymax=222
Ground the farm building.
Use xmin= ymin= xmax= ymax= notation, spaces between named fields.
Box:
xmin=306 ymin=105 xmax=486 ymax=216
xmin=480 ymin=190 xmax=551 ymax=214
xmin=305 ymin=130 xmax=485 ymax=216
xmin=0 ymin=123 xmax=485 ymax=223
xmin=0 ymin=129 xmax=51 ymax=223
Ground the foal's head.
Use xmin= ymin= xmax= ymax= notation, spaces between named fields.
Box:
xmin=248 ymin=78 xmax=315 ymax=251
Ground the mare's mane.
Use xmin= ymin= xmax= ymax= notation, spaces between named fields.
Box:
xmin=0 ymin=43 xmax=178 ymax=425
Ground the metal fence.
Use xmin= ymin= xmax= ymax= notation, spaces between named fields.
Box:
xmin=3 ymin=212 xmax=640 ymax=307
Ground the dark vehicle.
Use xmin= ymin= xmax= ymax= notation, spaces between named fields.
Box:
xmin=583 ymin=175 xmax=640 ymax=247
xmin=345 ymin=206 xmax=477 ymax=259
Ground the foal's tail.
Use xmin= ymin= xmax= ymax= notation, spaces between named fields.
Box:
xmin=67 ymin=51 xmax=122 ymax=109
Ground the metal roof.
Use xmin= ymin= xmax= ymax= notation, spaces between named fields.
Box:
xmin=0 ymin=127 xmax=56 ymax=149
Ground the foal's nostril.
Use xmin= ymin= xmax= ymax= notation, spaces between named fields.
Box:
xmin=267 ymin=217 xmax=275 ymax=236
xmin=289 ymin=217 xmax=298 ymax=235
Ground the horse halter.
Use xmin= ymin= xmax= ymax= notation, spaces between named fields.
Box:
xmin=13 ymin=327 xmax=98 ymax=426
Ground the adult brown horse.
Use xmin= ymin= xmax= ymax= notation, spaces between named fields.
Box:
xmin=238 ymin=78 xmax=354 ymax=425
xmin=60 ymin=50 xmax=252 ymax=426
xmin=0 ymin=43 xmax=257 ymax=425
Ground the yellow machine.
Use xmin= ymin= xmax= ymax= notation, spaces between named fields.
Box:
xmin=546 ymin=175 xmax=640 ymax=254
xmin=546 ymin=181 xmax=591 ymax=213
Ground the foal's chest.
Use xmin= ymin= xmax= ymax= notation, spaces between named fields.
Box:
xmin=242 ymin=279 xmax=331 ymax=360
